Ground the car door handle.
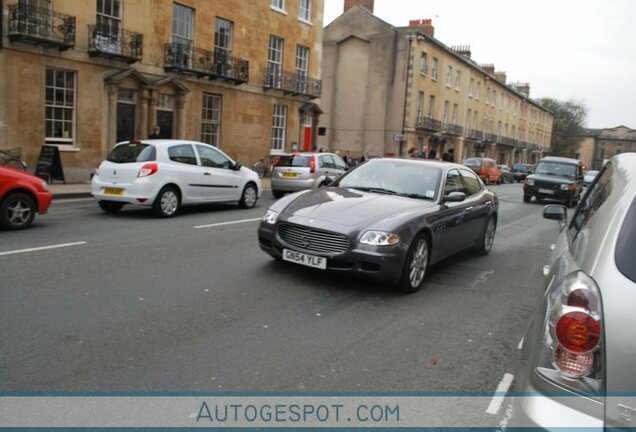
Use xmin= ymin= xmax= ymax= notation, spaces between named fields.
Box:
xmin=204 ymin=172 xmax=212 ymax=176
xmin=464 ymin=206 xmax=473 ymax=211
xmin=485 ymin=201 xmax=492 ymax=205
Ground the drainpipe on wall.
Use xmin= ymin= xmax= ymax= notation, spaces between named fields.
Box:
xmin=1 ymin=0 xmax=4 ymax=49
xmin=400 ymin=33 xmax=415 ymax=157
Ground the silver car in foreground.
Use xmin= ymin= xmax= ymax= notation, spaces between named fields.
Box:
xmin=511 ymin=153 xmax=636 ymax=429
xmin=270 ymin=152 xmax=348 ymax=198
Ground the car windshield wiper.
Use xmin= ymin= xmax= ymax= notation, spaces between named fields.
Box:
xmin=345 ymin=186 xmax=399 ymax=195
xmin=398 ymin=193 xmax=435 ymax=200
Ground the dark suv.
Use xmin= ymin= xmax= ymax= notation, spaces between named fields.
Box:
xmin=523 ymin=156 xmax=583 ymax=207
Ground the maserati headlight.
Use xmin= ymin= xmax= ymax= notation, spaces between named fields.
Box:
xmin=360 ymin=230 xmax=400 ymax=246
xmin=261 ymin=209 xmax=279 ymax=224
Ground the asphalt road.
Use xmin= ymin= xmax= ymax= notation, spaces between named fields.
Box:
xmin=0 ymin=183 xmax=559 ymax=423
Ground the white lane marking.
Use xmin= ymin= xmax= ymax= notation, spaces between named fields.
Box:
xmin=53 ymin=198 xmax=94 ymax=203
xmin=194 ymin=218 xmax=261 ymax=229
xmin=0 ymin=241 xmax=88 ymax=256
xmin=486 ymin=372 xmax=514 ymax=415
xmin=518 ymin=338 xmax=524 ymax=350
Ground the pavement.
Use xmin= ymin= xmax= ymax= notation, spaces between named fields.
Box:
xmin=49 ymin=177 xmax=272 ymax=199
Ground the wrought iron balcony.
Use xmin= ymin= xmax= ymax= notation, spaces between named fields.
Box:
xmin=484 ymin=133 xmax=496 ymax=143
xmin=501 ymin=137 xmax=518 ymax=147
xmin=164 ymin=43 xmax=249 ymax=84
xmin=88 ymin=25 xmax=143 ymax=63
xmin=8 ymin=3 xmax=75 ymax=50
xmin=264 ymin=67 xmax=321 ymax=98
xmin=415 ymin=116 xmax=441 ymax=132
xmin=442 ymin=123 xmax=463 ymax=136
xmin=466 ymin=129 xmax=483 ymax=140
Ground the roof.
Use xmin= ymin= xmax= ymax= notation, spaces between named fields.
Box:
xmin=540 ymin=156 xmax=582 ymax=165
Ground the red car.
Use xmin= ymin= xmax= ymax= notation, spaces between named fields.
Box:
xmin=0 ymin=166 xmax=53 ymax=230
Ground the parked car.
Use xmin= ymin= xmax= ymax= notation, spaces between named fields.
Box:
xmin=0 ymin=166 xmax=52 ymax=230
xmin=511 ymin=153 xmax=636 ymax=429
xmin=270 ymin=152 xmax=348 ymax=198
xmin=258 ymin=158 xmax=498 ymax=293
xmin=498 ymin=164 xmax=514 ymax=183
xmin=512 ymin=163 xmax=533 ymax=182
xmin=523 ymin=156 xmax=584 ymax=207
xmin=91 ymin=140 xmax=262 ymax=217
xmin=462 ymin=157 xmax=502 ymax=184
xmin=583 ymin=169 xmax=599 ymax=188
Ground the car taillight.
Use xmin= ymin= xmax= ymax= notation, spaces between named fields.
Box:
xmin=536 ymin=271 xmax=604 ymax=395
xmin=138 ymin=163 xmax=158 ymax=178
xmin=310 ymin=155 xmax=316 ymax=174
xmin=555 ymin=311 xmax=601 ymax=353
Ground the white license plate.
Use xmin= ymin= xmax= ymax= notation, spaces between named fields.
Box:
xmin=538 ymin=188 xmax=554 ymax=195
xmin=282 ymin=249 xmax=326 ymax=270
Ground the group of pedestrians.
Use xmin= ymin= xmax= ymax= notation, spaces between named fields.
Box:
xmin=408 ymin=146 xmax=455 ymax=162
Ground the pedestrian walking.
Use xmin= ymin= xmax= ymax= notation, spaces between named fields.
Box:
xmin=148 ymin=125 xmax=161 ymax=139
xmin=442 ymin=148 xmax=455 ymax=162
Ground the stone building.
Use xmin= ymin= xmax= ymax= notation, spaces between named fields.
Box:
xmin=576 ymin=126 xmax=636 ymax=170
xmin=0 ymin=0 xmax=324 ymax=181
xmin=318 ymin=1 xmax=553 ymax=165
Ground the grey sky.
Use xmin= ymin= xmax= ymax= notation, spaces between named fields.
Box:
xmin=323 ymin=0 xmax=636 ymax=129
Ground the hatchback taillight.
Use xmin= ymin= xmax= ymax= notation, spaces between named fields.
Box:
xmin=537 ymin=271 xmax=604 ymax=393
xmin=310 ymin=155 xmax=316 ymax=174
xmin=138 ymin=163 xmax=158 ymax=178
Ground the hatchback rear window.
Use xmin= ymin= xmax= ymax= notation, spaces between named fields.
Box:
xmin=512 ymin=164 xmax=527 ymax=172
xmin=463 ymin=158 xmax=482 ymax=167
xmin=276 ymin=155 xmax=312 ymax=168
xmin=107 ymin=143 xmax=156 ymax=163
xmin=616 ymin=197 xmax=636 ymax=283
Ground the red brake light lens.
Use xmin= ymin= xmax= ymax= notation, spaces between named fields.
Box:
xmin=138 ymin=163 xmax=158 ymax=178
xmin=555 ymin=311 xmax=601 ymax=353
xmin=310 ymin=155 xmax=316 ymax=174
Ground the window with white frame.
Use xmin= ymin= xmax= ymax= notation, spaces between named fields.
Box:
xmin=469 ymin=78 xmax=474 ymax=97
xmin=271 ymin=104 xmax=287 ymax=152
xmin=473 ymin=111 xmax=478 ymax=131
xmin=96 ymin=0 xmax=121 ymax=52
xmin=428 ymin=95 xmax=435 ymax=118
xmin=443 ymin=100 xmax=449 ymax=125
xmin=298 ymin=0 xmax=311 ymax=22
xmin=214 ymin=18 xmax=233 ymax=57
xmin=454 ymin=70 xmax=461 ymax=90
xmin=267 ymin=35 xmax=284 ymax=87
xmin=295 ymin=45 xmax=309 ymax=93
xmin=431 ymin=58 xmax=438 ymax=80
xmin=201 ymin=93 xmax=221 ymax=147
xmin=172 ymin=3 xmax=194 ymax=68
xmin=446 ymin=65 xmax=452 ymax=87
xmin=45 ymin=68 xmax=76 ymax=145
xmin=476 ymin=82 xmax=481 ymax=99
xmin=452 ymin=103 xmax=458 ymax=126
xmin=420 ymin=52 xmax=428 ymax=75
xmin=271 ymin=0 xmax=285 ymax=12
xmin=417 ymin=91 xmax=425 ymax=118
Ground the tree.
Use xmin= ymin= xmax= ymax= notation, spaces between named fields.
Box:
xmin=540 ymin=98 xmax=587 ymax=157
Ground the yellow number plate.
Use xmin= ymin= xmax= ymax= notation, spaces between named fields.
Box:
xmin=281 ymin=172 xmax=300 ymax=178
xmin=103 ymin=187 xmax=124 ymax=196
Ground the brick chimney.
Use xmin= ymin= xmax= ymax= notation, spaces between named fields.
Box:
xmin=494 ymin=71 xmax=507 ymax=84
xmin=480 ymin=63 xmax=495 ymax=76
xmin=344 ymin=0 xmax=374 ymax=13
xmin=409 ymin=19 xmax=435 ymax=37
xmin=512 ymin=82 xmax=530 ymax=97
xmin=451 ymin=45 xmax=471 ymax=59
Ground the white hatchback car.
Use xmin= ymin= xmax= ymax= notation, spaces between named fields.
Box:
xmin=92 ymin=140 xmax=262 ymax=217
xmin=511 ymin=153 xmax=636 ymax=429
